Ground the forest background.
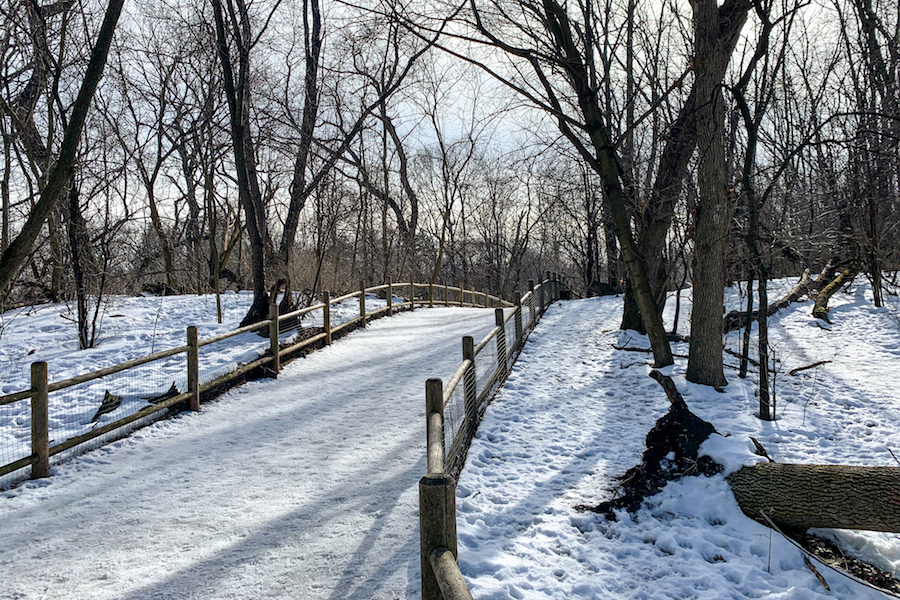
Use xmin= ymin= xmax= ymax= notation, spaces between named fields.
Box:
xmin=0 ymin=0 xmax=897 ymax=392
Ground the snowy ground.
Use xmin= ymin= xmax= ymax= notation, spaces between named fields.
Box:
xmin=0 ymin=291 xmax=393 ymax=476
xmin=456 ymin=278 xmax=900 ymax=599
xmin=2 ymin=279 xmax=899 ymax=599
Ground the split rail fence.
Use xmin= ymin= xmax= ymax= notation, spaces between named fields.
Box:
xmin=419 ymin=273 xmax=567 ymax=600
xmin=0 ymin=279 xmax=516 ymax=490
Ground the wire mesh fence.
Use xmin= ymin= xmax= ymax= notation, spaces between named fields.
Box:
xmin=198 ymin=325 xmax=270 ymax=387
xmin=431 ymin=278 xmax=571 ymax=476
xmin=47 ymin=351 xmax=186 ymax=463
xmin=443 ymin=372 xmax=468 ymax=460
xmin=504 ymin=313 xmax=518 ymax=371
xmin=0 ymin=395 xmax=31 ymax=489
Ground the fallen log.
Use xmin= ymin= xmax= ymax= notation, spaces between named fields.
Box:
xmin=724 ymin=269 xmax=815 ymax=332
xmin=727 ymin=463 xmax=900 ymax=532
xmin=724 ymin=260 xmax=843 ymax=333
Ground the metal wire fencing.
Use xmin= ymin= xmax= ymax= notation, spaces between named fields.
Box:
xmin=426 ymin=276 xmax=569 ymax=478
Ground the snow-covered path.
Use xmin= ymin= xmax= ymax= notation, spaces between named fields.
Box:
xmin=0 ymin=307 xmax=499 ymax=600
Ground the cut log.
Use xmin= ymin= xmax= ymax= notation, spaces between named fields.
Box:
xmin=812 ymin=268 xmax=857 ymax=323
xmin=727 ymin=463 xmax=900 ymax=532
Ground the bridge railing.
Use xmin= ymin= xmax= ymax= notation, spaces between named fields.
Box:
xmin=420 ymin=273 xmax=570 ymax=600
xmin=0 ymin=277 xmax=517 ymax=490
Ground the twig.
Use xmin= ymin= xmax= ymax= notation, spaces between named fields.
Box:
xmin=789 ymin=360 xmax=832 ymax=376
xmin=725 ymin=347 xmax=759 ymax=367
xmin=612 ymin=344 xmax=652 ymax=353
xmin=888 ymin=447 xmax=900 ymax=468
xmin=757 ymin=510 xmax=900 ymax=598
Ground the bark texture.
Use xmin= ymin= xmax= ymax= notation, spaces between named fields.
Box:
xmin=727 ymin=463 xmax=900 ymax=532
xmin=812 ymin=268 xmax=857 ymax=323
xmin=686 ymin=0 xmax=729 ymax=388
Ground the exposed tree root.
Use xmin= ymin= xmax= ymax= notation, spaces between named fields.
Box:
xmin=577 ymin=371 xmax=720 ymax=516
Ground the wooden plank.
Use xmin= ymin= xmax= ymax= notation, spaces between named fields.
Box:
xmin=277 ymin=302 xmax=325 ymax=323
xmin=197 ymin=320 xmax=270 ymax=348
xmin=474 ymin=326 xmax=501 ymax=356
xmin=31 ymin=361 xmax=49 ymax=478
xmin=331 ymin=315 xmax=362 ymax=336
xmin=0 ymin=453 xmax=38 ymax=478
xmin=442 ymin=360 xmax=472 ymax=407
xmin=426 ymin=379 xmax=444 ymax=474
xmin=419 ymin=473 xmax=458 ymax=600
xmin=197 ymin=355 xmax=273 ymax=394
xmin=331 ymin=290 xmax=360 ymax=304
xmin=278 ymin=332 xmax=328 ymax=358
xmin=0 ymin=389 xmax=33 ymax=407
xmin=429 ymin=547 xmax=474 ymax=600
xmin=47 ymin=344 xmax=190 ymax=392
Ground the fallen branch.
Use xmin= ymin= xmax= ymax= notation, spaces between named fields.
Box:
xmin=789 ymin=361 xmax=832 ymax=376
xmin=725 ymin=347 xmax=759 ymax=367
xmin=813 ymin=268 xmax=857 ymax=323
xmin=612 ymin=345 xmax=688 ymax=359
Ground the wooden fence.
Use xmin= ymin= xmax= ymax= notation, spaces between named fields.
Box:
xmin=420 ymin=273 xmax=567 ymax=600
xmin=0 ymin=279 xmax=515 ymax=488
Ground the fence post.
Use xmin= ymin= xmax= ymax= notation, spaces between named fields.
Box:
xmin=514 ymin=291 xmax=523 ymax=348
xmin=495 ymin=308 xmax=507 ymax=376
xmin=426 ymin=378 xmax=445 ymax=474
xmin=528 ymin=279 xmax=536 ymax=325
xmin=459 ymin=279 xmax=465 ymax=306
xmin=410 ymin=281 xmax=415 ymax=311
xmin=429 ymin=283 xmax=434 ymax=308
xmin=269 ymin=302 xmax=280 ymax=376
xmin=388 ymin=278 xmax=393 ymax=316
xmin=419 ymin=472 xmax=458 ymax=600
xmin=539 ymin=279 xmax=546 ymax=312
xmin=187 ymin=326 xmax=200 ymax=411
xmin=30 ymin=361 xmax=49 ymax=479
xmin=360 ymin=280 xmax=367 ymax=328
xmin=444 ymin=283 xmax=449 ymax=306
xmin=462 ymin=336 xmax=477 ymax=438
xmin=323 ymin=291 xmax=332 ymax=345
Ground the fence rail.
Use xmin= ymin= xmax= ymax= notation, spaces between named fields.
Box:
xmin=0 ymin=278 xmax=518 ymax=489
xmin=420 ymin=272 xmax=569 ymax=600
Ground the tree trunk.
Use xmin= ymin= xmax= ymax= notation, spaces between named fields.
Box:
xmin=620 ymin=0 xmax=752 ymax=331
xmin=0 ymin=0 xmax=125 ymax=292
xmin=211 ymin=0 xmax=269 ymax=326
xmin=279 ymin=0 xmax=322 ymax=272
xmin=727 ymin=463 xmax=900 ymax=532
xmin=686 ymin=0 xmax=729 ymax=388
xmin=66 ymin=182 xmax=95 ymax=349
xmin=539 ymin=0 xmax=673 ymax=367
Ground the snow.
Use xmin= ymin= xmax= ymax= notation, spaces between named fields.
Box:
xmin=456 ymin=279 xmax=900 ymax=599
xmin=1 ymin=278 xmax=899 ymax=599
